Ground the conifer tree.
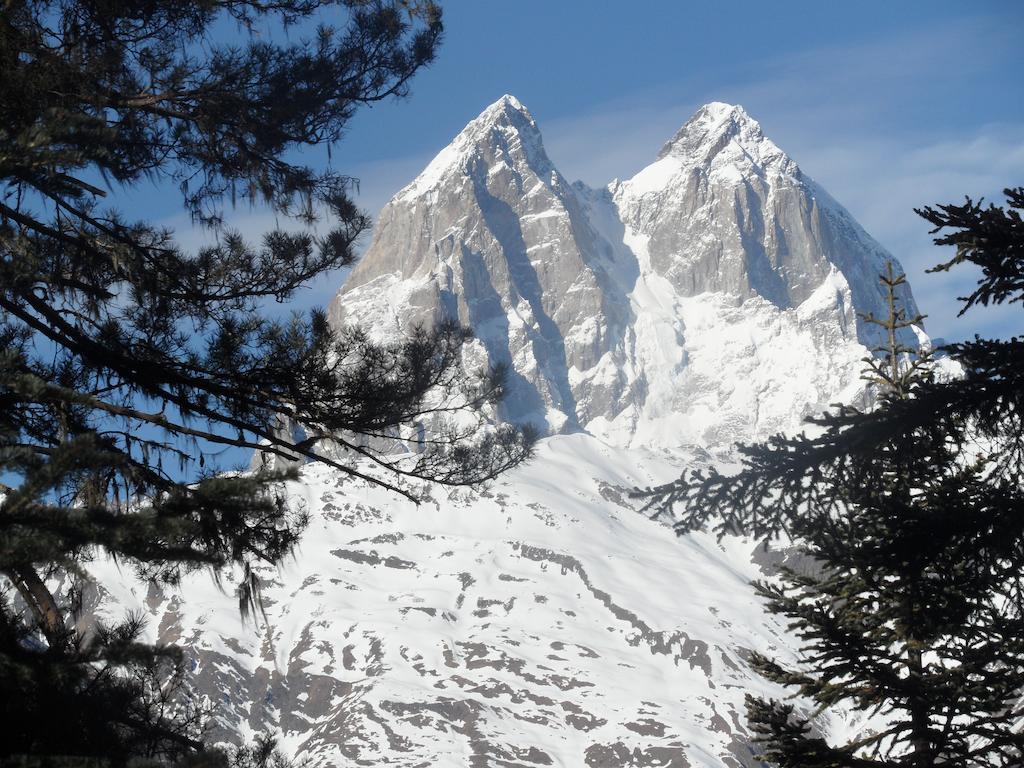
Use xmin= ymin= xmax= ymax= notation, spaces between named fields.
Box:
xmin=643 ymin=188 xmax=1024 ymax=767
xmin=0 ymin=1 xmax=532 ymax=764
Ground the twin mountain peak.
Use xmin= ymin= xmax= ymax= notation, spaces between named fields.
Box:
xmin=120 ymin=99 xmax=934 ymax=764
xmin=329 ymin=95 xmax=923 ymax=449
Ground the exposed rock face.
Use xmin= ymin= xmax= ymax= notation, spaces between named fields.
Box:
xmin=329 ymin=96 xmax=921 ymax=447
xmin=615 ymin=101 xmax=908 ymax=316
xmin=330 ymin=95 xmax=632 ymax=432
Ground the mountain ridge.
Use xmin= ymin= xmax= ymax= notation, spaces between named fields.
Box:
xmin=329 ymin=95 xmax=922 ymax=447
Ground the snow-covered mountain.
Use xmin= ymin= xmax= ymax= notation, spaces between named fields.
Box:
xmin=329 ymin=95 xmax=919 ymax=447
xmin=91 ymin=97 xmax=923 ymax=766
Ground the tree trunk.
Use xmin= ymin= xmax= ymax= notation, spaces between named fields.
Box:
xmin=5 ymin=565 xmax=65 ymax=645
xmin=907 ymin=645 xmax=932 ymax=766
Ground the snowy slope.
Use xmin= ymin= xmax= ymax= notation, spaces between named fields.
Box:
xmin=90 ymin=436 xmax=881 ymax=767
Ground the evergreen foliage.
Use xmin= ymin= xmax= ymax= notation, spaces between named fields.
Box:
xmin=642 ymin=188 xmax=1024 ymax=766
xmin=0 ymin=1 xmax=532 ymax=764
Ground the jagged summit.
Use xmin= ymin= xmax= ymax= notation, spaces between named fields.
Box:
xmin=632 ymin=101 xmax=796 ymax=195
xmin=334 ymin=94 xmax=923 ymax=447
xmin=397 ymin=94 xmax=546 ymax=200
xmin=333 ymin=93 xmax=615 ymax=432
xmin=659 ymin=102 xmax=757 ymax=157
xmin=485 ymin=93 xmax=531 ymax=119
xmin=616 ymin=101 xmax=913 ymax=319
xmin=454 ymin=93 xmax=541 ymax=146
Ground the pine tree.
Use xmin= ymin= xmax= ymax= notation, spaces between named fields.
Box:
xmin=642 ymin=188 xmax=1024 ymax=766
xmin=0 ymin=2 xmax=532 ymax=764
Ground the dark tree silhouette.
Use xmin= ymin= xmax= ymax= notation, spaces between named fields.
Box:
xmin=0 ymin=1 xmax=532 ymax=763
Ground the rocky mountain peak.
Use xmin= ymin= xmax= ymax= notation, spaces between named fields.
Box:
xmin=396 ymin=94 xmax=548 ymax=201
xmin=659 ymin=102 xmax=755 ymax=155
xmin=456 ymin=93 xmax=542 ymax=150
xmin=646 ymin=101 xmax=795 ymax=187
xmin=481 ymin=93 xmax=534 ymax=123
xmin=333 ymin=95 xmax=923 ymax=448
xmin=617 ymin=101 xmax=915 ymax=325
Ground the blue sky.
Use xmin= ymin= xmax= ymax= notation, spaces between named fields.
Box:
xmin=165 ymin=0 xmax=1024 ymax=342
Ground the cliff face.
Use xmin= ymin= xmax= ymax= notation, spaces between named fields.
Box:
xmin=329 ymin=96 xmax=921 ymax=447
xmin=615 ymin=101 xmax=908 ymax=315
xmin=329 ymin=95 xmax=626 ymax=433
